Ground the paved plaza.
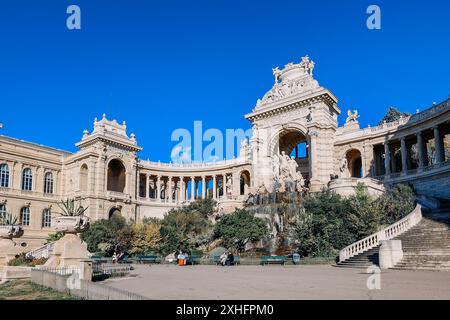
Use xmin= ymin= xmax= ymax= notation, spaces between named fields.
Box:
xmin=104 ymin=264 xmax=450 ymax=300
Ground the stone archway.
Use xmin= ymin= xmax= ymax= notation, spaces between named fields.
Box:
xmin=271 ymin=128 xmax=310 ymax=181
xmin=346 ymin=149 xmax=362 ymax=178
xmin=107 ymin=159 xmax=126 ymax=193
xmin=240 ymin=170 xmax=251 ymax=195
xmin=108 ymin=207 xmax=121 ymax=220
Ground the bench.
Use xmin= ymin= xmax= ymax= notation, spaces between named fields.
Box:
xmin=137 ymin=255 xmax=161 ymax=264
xmin=90 ymin=255 xmax=107 ymax=263
xmin=117 ymin=254 xmax=132 ymax=264
xmin=260 ymin=256 xmax=287 ymax=266
xmin=185 ymin=255 xmax=201 ymax=265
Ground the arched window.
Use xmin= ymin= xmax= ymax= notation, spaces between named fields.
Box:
xmin=107 ymin=159 xmax=126 ymax=193
xmin=0 ymin=164 xmax=9 ymax=188
xmin=80 ymin=164 xmax=88 ymax=192
xmin=240 ymin=171 xmax=251 ymax=195
xmin=22 ymin=168 xmax=33 ymax=191
xmin=44 ymin=172 xmax=54 ymax=194
xmin=0 ymin=204 xmax=8 ymax=223
xmin=42 ymin=209 xmax=51 ymax=228
xmin=20 ymin=207 xmax=30 ymax=226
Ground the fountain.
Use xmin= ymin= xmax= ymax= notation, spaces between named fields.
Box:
xmin=245 ymin=153 xmax=308 ymax=255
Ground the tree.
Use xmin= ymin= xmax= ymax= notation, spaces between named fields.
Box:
xmin=80 ymin=215 xmax=129 ymax=255
xmin=130 ymin=221 xmax=162 ymax=255
xmin=159 ymin=199 xmax=214 ymax=255
xmin=290 ymin=188 xmax=354 ymax=258
xmin=213 ymin=209 xmax=269 ymax=252
xmin=346 ymin=184 xmax=383 ymax=239
xmin=377 ymin=184 xmax=416 ymax=225
xmin=378 ymin=107 xmax=411 ymax=125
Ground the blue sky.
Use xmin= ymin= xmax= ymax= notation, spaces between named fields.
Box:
xmin=0 ymin=0 xmax=449 ymax=162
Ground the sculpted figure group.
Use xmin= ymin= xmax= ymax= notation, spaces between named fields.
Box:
xmin=272 ymin=151 xmax=305 ymax=193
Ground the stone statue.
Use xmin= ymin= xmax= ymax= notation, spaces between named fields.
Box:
xmin=279 ymin=151 xmax=290 ymax=178
xmin=346 ymin=109 xmax=359 ymax=123
xmin=295 ymin=171 xmax=305 ymax=192
xmin=272 ymin=154 xmax=280 ymax=178
xmin=339 ymin=157 xmax=349 ymax=178
xmin=288 ymin=156 xmax=298 ymax=178
xmin=226 ymin=175 xmax=233 ymax=195
xmin=272 ymin=67 xmax=281 ymax=84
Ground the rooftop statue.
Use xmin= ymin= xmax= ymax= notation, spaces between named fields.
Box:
xmin=346 ymin=109 xmax=360 ymax=123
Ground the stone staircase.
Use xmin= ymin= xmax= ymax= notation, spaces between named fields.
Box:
xmin=336 ymin=246 xmax=379 ymax=268
xmin=337 ymin=208 xmax=450 ymax=270
xmin=391 ymin=209 xmax=450 ymax=271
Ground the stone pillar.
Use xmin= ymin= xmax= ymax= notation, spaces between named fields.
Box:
xmin=168 ymin=176 xmax=172 ymax=203
xmin=213 ymin=175 xmax=217 ymax=200
xmin=416 ymin=131 xmax=426 ymax=169
xmin=156 ymin=176 xmax=161 ymax=202
xmin=384 ymin=141 xmax=391 ymax=176
xmin=146 ymin=174 xmax=149 ymax=199
xmin=379 ymin=240 xmax=403 ymax=269
xmin=190 ymin=176 xmax=195 ymax=201
xmin=309 ymin=131 xmax=319 ymax=188
xmin=201 ymin=176 xmax=206 ymax=199
xmin=400 ymin=137 xmax=408 ymax=174
xmin=179 ymin=176 xmax=184 ymax=203
xmin=434 ymin=126 xmax=445 ymax=164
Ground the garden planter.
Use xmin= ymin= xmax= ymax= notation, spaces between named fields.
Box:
xmin=52 ymin=215 xmax=90 ymax=234
xmin=0 ymin=225 xmax=24 ymax=240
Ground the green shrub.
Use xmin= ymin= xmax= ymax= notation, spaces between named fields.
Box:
xmin=7 ymin=253 xmax=34 ymax=267
xmin=377 ymin=184 xmax=416 ymax=225
xmin=213 ymin=208 xmax=269 ymax=252
xmin=159 ymin=199 xmax=214 ymax=255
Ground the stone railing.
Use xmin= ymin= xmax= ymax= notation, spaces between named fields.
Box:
xmin=26 ymin=242 xmax=55 ymax=259
xmin=339 ymin=204 xmax=422 ymax=262
xmin=376 ymin=160 xmax=450 ymax=182
xmin=141 ymin=156 xmax=249 ymax=169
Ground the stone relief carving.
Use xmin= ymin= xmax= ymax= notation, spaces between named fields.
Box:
xmin=270 ymin=151 xmax=305 ymax=193
xmin=256 ymin=55 xmax=320 ymax=109
xmin=339 ymin=157 xmax=349 ymax=178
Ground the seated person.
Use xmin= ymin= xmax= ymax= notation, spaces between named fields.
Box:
xmin=219 ymin=252 xmax=228 ymax=266
xmin=226 ymin=252 xmax=234 ymax=266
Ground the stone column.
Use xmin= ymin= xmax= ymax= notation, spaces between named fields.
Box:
xmin=384 ymin=141 xmax=391 ymax=176
xmin=213 ymin=175 xmax=217 ymax=200
xmin=168 ymin=176 xmax=172 ymax=203
xmin=434 ymin=126 xmax=445 ymax=164
xmin=400 ymin=137 xmax=408 ymax=174
xmin=416 ymin=131 xmax=426 ymax=169
xmin=156 ymin=175 xmax=161 ymax=202
xmin=201 ymin=176 xmax=206 ymax=199
xmin=146 ymin=174 xmax=149 ymax=199
xmin=190 ymin=176 xmax=195 ymax=201
xmin=179 ymin=176 xmax=184 ymax=203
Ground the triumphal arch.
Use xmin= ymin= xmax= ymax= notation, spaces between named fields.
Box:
xmin=1 ymin=55 xmax=449 ymax=249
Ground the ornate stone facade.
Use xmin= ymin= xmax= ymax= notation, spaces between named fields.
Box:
xmin=1 ymin=55 xmax=449 ymax=250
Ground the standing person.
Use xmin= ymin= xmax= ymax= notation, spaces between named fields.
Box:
xmin=112 ymin=252 xmax=118 ymax=264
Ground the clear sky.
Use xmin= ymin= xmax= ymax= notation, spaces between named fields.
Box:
xmin=0 ymin=0 xmax=449 ymax=162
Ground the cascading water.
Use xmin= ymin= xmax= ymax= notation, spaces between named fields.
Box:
xmin=245 ymin=191 xmax=304 ymax=254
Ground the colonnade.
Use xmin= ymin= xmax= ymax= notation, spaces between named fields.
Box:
xmin=373 ymin=122 xmax=449 ymax=177
xmin=138 ymin=171 xmax=251 ymax=204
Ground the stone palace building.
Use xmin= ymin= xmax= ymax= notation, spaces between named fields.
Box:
xmin=1 ymin=55 xmax=449 ymax=250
